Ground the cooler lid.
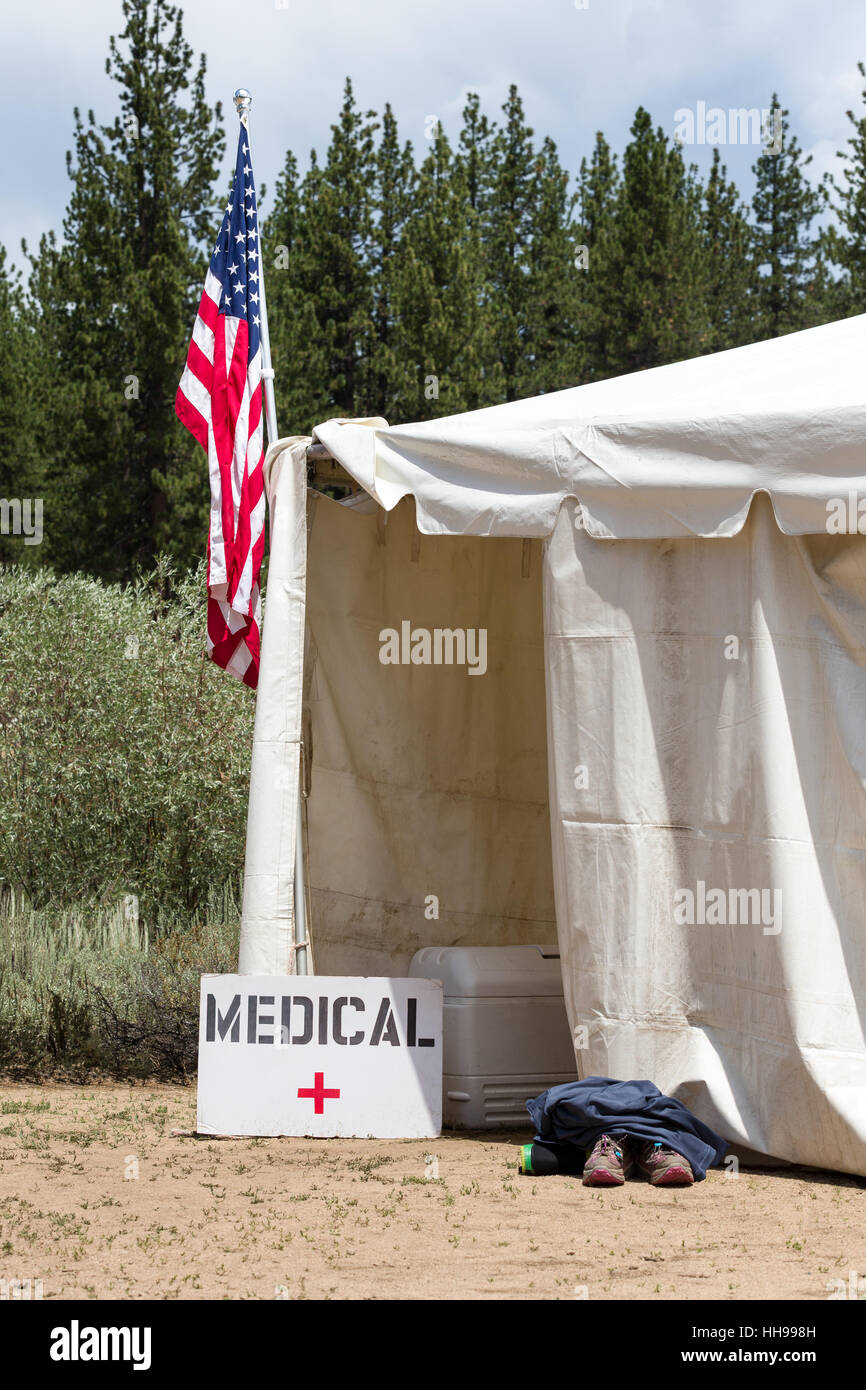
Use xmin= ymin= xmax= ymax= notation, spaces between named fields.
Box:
xmin=408 ymin=944 xmax=564 ymax=998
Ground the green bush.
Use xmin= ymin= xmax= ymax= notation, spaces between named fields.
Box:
xmin=0 ymin=560 xmax=255 ymax=918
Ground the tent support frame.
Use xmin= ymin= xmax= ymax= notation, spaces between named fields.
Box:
xmin=234 ymin=88 xmax=310 ymax=976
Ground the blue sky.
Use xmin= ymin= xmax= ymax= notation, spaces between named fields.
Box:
xmin=6 ymin=0 xmax=866 ymax=272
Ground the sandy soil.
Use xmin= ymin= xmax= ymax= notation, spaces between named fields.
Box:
xmin=0 ymin=1082 xmax=863 ymax=1301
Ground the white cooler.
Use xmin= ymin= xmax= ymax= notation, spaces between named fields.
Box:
xmin=409 ymin=944 xmax=579 ymax=1129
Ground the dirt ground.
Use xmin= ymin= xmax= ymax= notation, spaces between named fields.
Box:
xmin=0 ymin=1082 xmax=863 ymax=1301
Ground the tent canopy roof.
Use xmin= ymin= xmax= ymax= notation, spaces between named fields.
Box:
xmin=309 ymin=314 xmax=866 ymax=541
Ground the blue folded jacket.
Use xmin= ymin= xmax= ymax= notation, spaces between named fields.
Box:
xmin=526 ymin=1076 xmax=728 ymax=1181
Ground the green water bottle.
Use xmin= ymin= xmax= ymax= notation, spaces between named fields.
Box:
xmin=518 ymin=1140 xmax=584 ymax=1176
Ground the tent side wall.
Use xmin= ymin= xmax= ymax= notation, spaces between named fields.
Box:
xmin=303 ymin=490 xmax=555 ymax=975
xmin=545 ymin=494 xmax=866 ymax=1175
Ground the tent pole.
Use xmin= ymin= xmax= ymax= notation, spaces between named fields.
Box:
xmin=233 ymin=88 xmax=310 ymax=977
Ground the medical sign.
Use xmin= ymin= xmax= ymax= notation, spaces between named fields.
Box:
xmin=197 ymin=976 xmax=443 ymax=1137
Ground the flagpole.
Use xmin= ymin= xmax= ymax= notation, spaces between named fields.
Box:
xmin=233 ymin=88 xmax=310 ymax=978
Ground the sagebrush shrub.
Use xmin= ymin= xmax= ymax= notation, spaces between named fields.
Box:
xmin=0 ymin=892 xmax=240 ymax=1079
xmin=0 ymin=560 xmax=255 ymax=917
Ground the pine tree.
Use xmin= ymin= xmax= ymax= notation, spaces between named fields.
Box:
xmin=458 ymin=93 xmax=494 ymax=219
xmin=520 ymin=136 xmax=583 ymax=394
xmin=369 ymin=104 xmax=416 ymax=419
xmin=293 ymin=80 xmax=379 ymax=423
xmin=576 ymin=133 xmax=619 ymax=248
xmin=0 ymin=246 xmax=44 ymax=567
xmin=751 ymin=95 xmax=823 ymax=338
xmin=573 ymin=133 xmax=620 ymax=380
xmin=28 ymin=0 xmax=224 ymax=580
xmin=823 ymin=61 xmax=866 ymax=316
xmin=484 ymin=86 xmax=538 ymax=400
xmin=588 ymin=108 xmax=709 ymax=376
xmin=702 ymin=148 xmax=757 ymax=350
xmin=261 ymin=147 xmax=330 ymax=435
xmin=388 ymin=121 xmax=495 ymax=421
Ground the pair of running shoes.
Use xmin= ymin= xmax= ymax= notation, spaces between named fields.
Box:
xmin=583 ymin=1133 xmax=694 ymax=1187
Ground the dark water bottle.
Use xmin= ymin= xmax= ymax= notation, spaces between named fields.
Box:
xmin=518 ymin=1140 xmax=585 ymax=1176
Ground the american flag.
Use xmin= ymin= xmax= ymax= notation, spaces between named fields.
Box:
xmin=176 ymin=123 xmax=266 ymax=688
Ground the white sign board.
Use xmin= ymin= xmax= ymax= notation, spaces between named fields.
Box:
xmin=196 ymin=975 xmax=443 ymax=1138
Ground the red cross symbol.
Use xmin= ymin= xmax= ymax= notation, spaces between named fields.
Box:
xmin=297 ymin=1072 xmax=341 ymax=1115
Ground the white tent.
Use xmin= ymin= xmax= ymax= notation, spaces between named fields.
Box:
xmin=241 ymin=314 xmax=866 ymax=1176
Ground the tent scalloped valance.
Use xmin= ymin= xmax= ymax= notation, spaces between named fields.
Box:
xmin=305 ymin=314 xmax=866 ymax=542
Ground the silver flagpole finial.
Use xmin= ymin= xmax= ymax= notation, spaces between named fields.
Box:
xmin=233 ymin=88 xmax=252 ymax=120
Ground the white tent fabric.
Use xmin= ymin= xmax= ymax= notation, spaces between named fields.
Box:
xmin=314 ymin=313 xmax=866 ymax=541
xmin=546 ymin=494 xmax=866 ymax=1173
xmin=238 ymin=438 xmax=308 ymax=976
xmin=303 ymin=491 xmax=554 ymax=976
xmin=241 ymin=316 xmax=866 ymax=1174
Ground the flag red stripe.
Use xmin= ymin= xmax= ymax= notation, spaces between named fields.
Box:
xmin=175 ymin=386 xmax=209 ymax=452
xmin=185 ymin=337 xmax=213 ymax=392
xmin=224 ymin=325 xmax=254 ymax=607
xmin=210 ymin=316 xmax=242 ymax=595
xmin=197 ymin=290 xmax=220 ymax=333
xmin=231 ymin=375 xmax=259 ymax=606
